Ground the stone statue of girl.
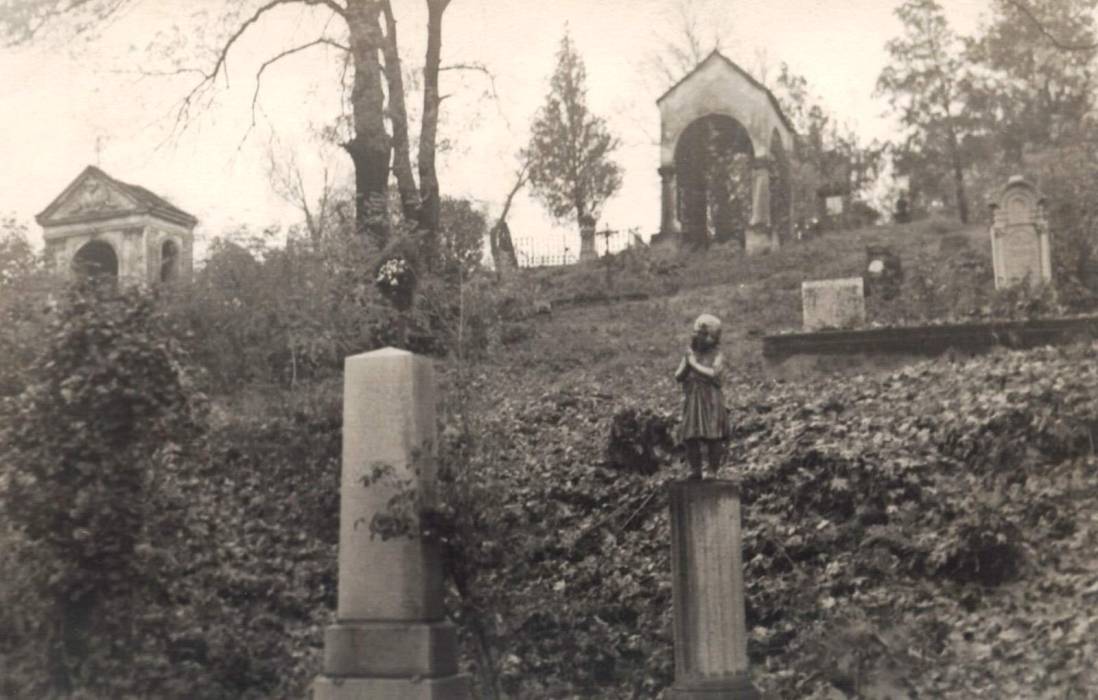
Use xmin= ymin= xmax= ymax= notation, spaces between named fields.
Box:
xmin=674 ymin=313 xmax=728 ymax=479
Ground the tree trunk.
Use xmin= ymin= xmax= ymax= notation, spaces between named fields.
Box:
xmin=344 ymin=0 xmax=392 ymax=247
xmin=947 ymin=124 xmax=969 ymax=224
xmin=489 ymin=166 xmax=527 ymax=275
xmin=380 ymin=0 xmax=420 ymax=223
xmin=416 ymin=0 xmax=449 ymax=266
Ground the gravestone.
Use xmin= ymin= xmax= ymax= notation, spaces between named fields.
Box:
xmin=825 ymin=196 xmax=844 ymax=216
xmin=313 ymin=348 xmax=471 ymax=700
xmin=579 ymin=215 xmax=597 ymax=262
xmin=668 ymin=481 xmax=760 ymax=699
xmin=802 ymin=277 xmax=866 ymax=331
xmin=894 ymin=195 xmax=911 ymax=224
xmin=989 ymin=176 xmax=1052 ymax=290
xmin=864 ymin=246 xmax=902 ymax=300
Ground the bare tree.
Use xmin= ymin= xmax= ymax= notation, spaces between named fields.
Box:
xmin=644 ymin=0 xmax=733 ymax=89
xmin=265 ymin=140 xmax=347 ymax=243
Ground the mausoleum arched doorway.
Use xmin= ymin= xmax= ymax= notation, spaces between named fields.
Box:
xmin=160 ymin=239 xmax=180 ymax=283
xmin=657 ymin=51 xmax=796 ymax=254
xmin=72 ymin=240 xmax=118 ymax=279
xmin=674 ymin=114 xmax=754 ymax=249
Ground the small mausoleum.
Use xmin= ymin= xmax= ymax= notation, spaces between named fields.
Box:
xmin=36 ymin=165 xmax=197 ymax=285
xmin=657 ymin=51 xmax=795 ymax=254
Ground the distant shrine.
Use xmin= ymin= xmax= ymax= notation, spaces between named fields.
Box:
xmin=657 ymin=51 xmax=795 ymax=254
xmin=36 ymin=165 xmax=197 ymax=285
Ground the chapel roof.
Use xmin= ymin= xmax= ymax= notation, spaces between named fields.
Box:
xmin=36 ymin=165 xmax=198 ymax=228
xmin=656 ymin=50 xmax=797 ymax=137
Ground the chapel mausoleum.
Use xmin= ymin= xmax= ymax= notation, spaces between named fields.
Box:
xmin=658 ymin=51 xmax=796 ymax=254
xmin=36 ymin=165 xmax=197 ymax=285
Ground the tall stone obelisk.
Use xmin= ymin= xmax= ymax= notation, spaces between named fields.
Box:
xmin=313 ymin=348 xmax=471 ymax=700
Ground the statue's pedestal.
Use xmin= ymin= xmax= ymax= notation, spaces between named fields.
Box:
xmin=668 ymin=480 xmax=760 ymax=700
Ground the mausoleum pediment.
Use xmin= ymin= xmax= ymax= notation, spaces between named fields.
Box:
xmin=36 ymin=165 xmax=197 ymax=229
xmin=38 ymin=167 xmax=141 ymax=225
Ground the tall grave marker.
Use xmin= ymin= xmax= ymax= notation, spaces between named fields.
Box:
xmin=989 ymin=176 xmax=1052 ymax=290
xmin=313 ymin=348 xmax=470 ymax=700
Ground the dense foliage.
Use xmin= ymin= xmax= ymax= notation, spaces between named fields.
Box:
xmin=0 ymin=281 xmax=342 ymax=698
xmin=445 ymin=342 xmax=1098 ymax=698
xmin=0 ymin=282 xmax=205 ymax=697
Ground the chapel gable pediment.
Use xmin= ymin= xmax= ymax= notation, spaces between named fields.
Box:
xmin=38 ymin=166 xmax=144 ymax=226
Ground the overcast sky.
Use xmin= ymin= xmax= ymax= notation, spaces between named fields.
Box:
xmin=0 ymin=0 xmax=988 ymax=260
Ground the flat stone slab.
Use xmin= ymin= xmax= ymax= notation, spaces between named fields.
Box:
xmin=801 ymin=277 xmax=865 ymax=331
xmin=763 ymin=315 xmax=1098 ymax=362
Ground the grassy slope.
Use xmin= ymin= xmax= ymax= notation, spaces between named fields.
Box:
xmin=461 ymin=220 xmax=1097 ymax=698
xmin=497 ymin=217 xmax=989 ymax=407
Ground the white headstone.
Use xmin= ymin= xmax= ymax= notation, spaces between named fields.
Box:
xmin=802 ymin=277 xmax=866 ymax=331
xmin=989 ymin=176 xmax=1052 ymax=290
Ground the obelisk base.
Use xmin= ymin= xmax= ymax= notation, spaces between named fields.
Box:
xmin=668 ymin=673 xmax=762 ymax=699
xmin=313 ymin=674 xmax=472 ymax=700
xmin=312 ymin=620 xmax=471 ymax=700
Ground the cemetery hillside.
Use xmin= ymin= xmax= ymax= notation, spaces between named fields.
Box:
xmin=3 ymin=1 xmax=1098 ymax=699
xmin=4 ymin=212 xmax=1098 ymax=699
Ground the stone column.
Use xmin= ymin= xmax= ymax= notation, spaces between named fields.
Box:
xmin=668 ymin=481 xmax=760 ymax=700
xmin=660 ymin=165 xmax=678 ymax=237
xmin=745 ymin=163 xmax=774 ymax=256
xmin=313 ymin=347 xmax=471 ymax=700
xmin=579 ymin=215 xmax=597 ymax=262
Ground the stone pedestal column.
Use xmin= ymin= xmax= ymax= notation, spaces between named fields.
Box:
xmin=745 ymin=164 xmax=774 ymax=256
xmin=579 ymin=215 xmax=597 ymax=262
xmin=313 ymin=348 xmax=471 ymax=700
xmin=668 ymin=481 xmax=760 ymax=700
xmin=660 ymin=165 xmax=678 ymax=236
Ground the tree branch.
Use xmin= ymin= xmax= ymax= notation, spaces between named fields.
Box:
xmin=440 ymin=62 xmax=507 ymax=128
xmin=172 ymin=0 xmax=345 ymax=136
xmin=251 ymin=38 xmax=350 ymax=126
xmin=1002 ymin=0 xmax=1098 ymax=52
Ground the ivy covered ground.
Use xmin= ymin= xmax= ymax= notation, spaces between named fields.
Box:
xmin=6 ymin=220 xmax=1095 ymax=698
xmin=463 ymin=332 xmax=1098 ymax=698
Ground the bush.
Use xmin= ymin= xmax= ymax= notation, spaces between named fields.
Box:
xmin=1 ymin=280 xmax=206 ymax=697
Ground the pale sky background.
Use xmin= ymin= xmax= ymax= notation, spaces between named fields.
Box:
xmin=0 ymin=0 xmax=989 ymax=262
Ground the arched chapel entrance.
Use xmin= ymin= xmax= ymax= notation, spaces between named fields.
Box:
xmin=72 ymin=240 xmax=119 ymax=279
xmin=657 ymin=51 xmax=795 ymax=254
xmin=674 ymin=114 xmax=754 ymax=248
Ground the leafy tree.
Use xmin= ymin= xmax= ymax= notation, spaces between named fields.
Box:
xmin=964 ymin=0 xmax=1098 ymax=165
xmin=526 ymin=32 xmax=623 ymax=234
xmin=0 ymin=215 xmax=36 ymax=285
xmin=438 ymin=196 xmax=487 ymax=279
xmin=0 ymin=216 xmax=48 ymax=398
xmin=774 ymin=65 xmax=881 ymax=228
xmin=877 ymin=0 xmax=975 ymax=223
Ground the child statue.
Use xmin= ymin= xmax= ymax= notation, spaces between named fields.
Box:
xmin=674 ymin=313 xmax=728 ymax=479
